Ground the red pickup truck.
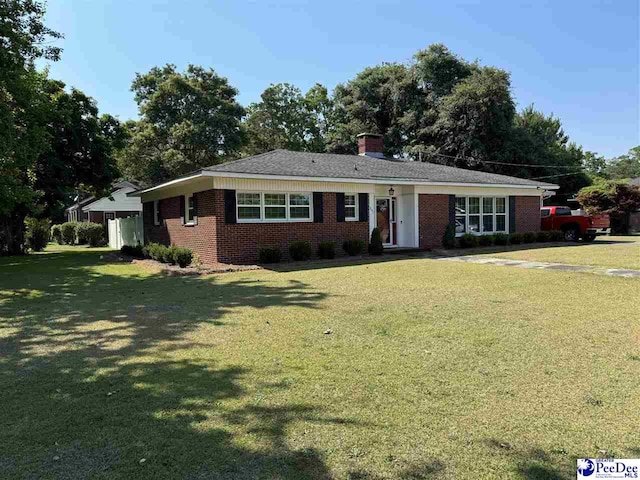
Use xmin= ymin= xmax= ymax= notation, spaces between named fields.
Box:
xmin=540 ymin=206 xmax=610 ymax=242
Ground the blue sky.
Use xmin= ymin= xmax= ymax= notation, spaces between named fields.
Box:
xmin=41 ymin=0 xmax=638 ymax=158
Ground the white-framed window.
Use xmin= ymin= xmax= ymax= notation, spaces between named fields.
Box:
xmin=236 ymin=192 xmax=313 ymax=222
xmin=344 ymin=194 xmax=358 ymax=221
xmin=185 ymin=194 xmax=196 ymax=224
xmin=104 ymin=212 xmax=116 ymax=221
xmin=153 ymin=200 xmax=160 ymax=226
xmin=455 ymin=196 xmax=507 ymax=235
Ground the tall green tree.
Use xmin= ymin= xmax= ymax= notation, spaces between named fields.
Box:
xmin=34 ymin=80 xmax=125 ymax=221
xmin=327 ymin=63 xmax=418 ymax=156
xmin=0 ymin=0 xmax=62 ymax=254
xmin=606 ymin=146 xmax=640 ymax=179
xmin=119 ymin=64 xmax=246 ymax=186
xmin=430 ymin=67 xmax=515 ymax=168
xmin=503 ymin=107 xmax=590 ymax=196
xmin=583 ymin=151 xmax=608 ymax=178
xmin=243 ymin=83 xmax=330 ymax=155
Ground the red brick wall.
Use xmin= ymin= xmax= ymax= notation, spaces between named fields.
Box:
xmin=418 ymin=194 xmax=450 ymax=249
xmin=144 ymin=190 xmax=369 ymax=265
xmin=514 ymin=196 xmax=541 ymax=232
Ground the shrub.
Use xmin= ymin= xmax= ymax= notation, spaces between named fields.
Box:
xmin=121 ymin=244 xmax=144 ymax=258
xmin=478 ymin=234 xmax=494 ymax=247
xmin=536 ymin=231 xmax=552 ymax=242
xmin=84 ymin=223 xmax=105 ymax=247
xmin=317 ymin=241 xmax=336 ymax=259
xmin=50 ymin=224 xmax=63 ymax=244
xmin=289 ymin=241 xmax=312 ymax=261
xmin=494 ymin=233 xmax=509 ymax=246
xmin=258 ymin=246 xmax=281 ymax=264
xmin=61 ymin=222 xmax=78 ymax=245
xmin=172 ymin=247 xmax=193 ymax=268
xmin=342 ymin=239 xmax=365 ymax=256
xmin=164 ymin=245 xmax=178 ymax=264
xmin=144 ymin=243 xmax=168 ymax=262
xmin=75 ymin=222 xmax=91 ymax=244
xmin=549 ymin=230 xmax=564 ymax=242
xmin=459 ymin=233 xmax=479 ymax=248
xmin=509 ymin=232 xmax=524 ymax=244
xmin=369 ymin=228 xmax=384 ymax=255
xmin=523 ymin=232 xmax=537 ymax=243
xmin=25 ymin=217 xmax=50 ymax=252
xmin=442 ymin=224 xmax=456 ymax=249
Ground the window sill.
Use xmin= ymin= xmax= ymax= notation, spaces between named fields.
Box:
xmin=183 ymin=222 xmax=197 ymax=227
xmin=237 ymin=219 xmax=314 ymax=224
xmin=455 ymin=232 xmax=507 ymax=237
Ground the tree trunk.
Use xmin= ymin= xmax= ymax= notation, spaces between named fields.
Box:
xmin=0 ymin=211 xmax=27 ymax=256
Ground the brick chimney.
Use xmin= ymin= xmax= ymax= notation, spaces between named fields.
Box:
xmin=357 ymin=133 xmax=384 ymax=158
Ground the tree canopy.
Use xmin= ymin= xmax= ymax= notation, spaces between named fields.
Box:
xmin=118 ymin=64 xmax=246 ymax=186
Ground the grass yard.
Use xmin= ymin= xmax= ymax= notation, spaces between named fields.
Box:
xmin=470 ymin=235 xmax=640 ymax=271
xmin=1 ymin=245 xmax=639 ymax=479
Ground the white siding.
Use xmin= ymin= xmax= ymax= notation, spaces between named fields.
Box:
xmin=83 ymin=187 xmax=143 ymax=212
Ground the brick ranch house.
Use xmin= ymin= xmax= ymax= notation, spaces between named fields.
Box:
xmin=65 ymin=181 xmax=142 ymax=224
xmin=130 ymin=134 xmax=558 ymax=265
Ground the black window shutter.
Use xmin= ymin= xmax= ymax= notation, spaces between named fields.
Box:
xmin=224 ymin=190 xmax=237 ymax=224
xmin=448 ymin=195 xmax=456 ymax=225
xmin=158 ymin=200 xmax=163 ymax=223
xmin=509 ymin=196 xmax=516 ymax=233
xmin=336 ymin=193 xmax=345 ymax=222
xmin=192 ymin=194 xmax=198 ymax=225
xmin=179 ymin=195 xmax=185 ymax=224
xmin=358 ymin=193 xmax=369 ymax=222
xmin=313 ymin=192 xmax=323 ymax=223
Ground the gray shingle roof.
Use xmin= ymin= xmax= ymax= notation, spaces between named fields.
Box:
xmin=204 ymin=149 xmax=557 ymax=187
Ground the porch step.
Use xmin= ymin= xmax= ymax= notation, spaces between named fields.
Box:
xmin=383 ymin=247 xmax=424 ymax=255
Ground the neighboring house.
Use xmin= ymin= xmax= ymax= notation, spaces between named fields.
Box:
xmin=130 ymin=134 xmax=558 ymax=264
xmin=65 ymin=181 xmax=142 ymax=224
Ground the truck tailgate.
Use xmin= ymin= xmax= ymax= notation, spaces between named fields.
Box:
xmin=591 ymin=214 xmax=610 ymax=229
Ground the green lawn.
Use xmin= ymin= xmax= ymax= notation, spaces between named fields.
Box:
xmin=1 ymin=245 xmax=639 ymax=479
xmin=471 ymin=235 xmax=640 ymax=270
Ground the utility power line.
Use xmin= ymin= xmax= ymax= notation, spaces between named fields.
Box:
xmin=530 ymin=171 xmax=586 ymax=180
xmin=430 ymin=152 xmax=584 ymax=169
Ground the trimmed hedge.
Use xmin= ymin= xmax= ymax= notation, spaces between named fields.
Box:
xmin=121 ymin=244 xmax=144 ymax=258
xmin=75 ymin=222 xmax=92 ymax=244
xmin=536 ymin=231 xmax=552 ymax=242
xmin=494 ymin=233 xmax=509 ymax=246
xmin=459 ymin=233 xmax=479 ymax=248
xmin=368 ymin=228 xmax=384 ymax=255
xmin=478 ymin=234 xmax=494 ymax=247
xmin=60 ymin=222 xmax=78 ymax=245
xmin=442 ymin=224 xmax=456 ymax=249
xmin=142 ymin=243 xmax=193 ymax=267
xmin=342 ymin=239 xmax=365 ymax=256
xmin=509 ymin=232 xmax=524 ymax=244
xmin=25 ymin=217 xmax=50 ymax=252
xmin=523 ymin=232 xmax=537 ymax=244
xmin=289 ymin=241 xmax=312 ymax=261
xmin=549 ymin=230 xmax=564 ymax=241
xmin=173 ymin=247 xmax=193 ymax=268
xmin=84 ymin=223 xmax=105 ymax=247
xmin=50 ymin=224 xmax=63 ymax=244
xmin=258 ymin=246 xmax=281 ymax=263
xmin=317 ymin=241 xmax=336 ymax=259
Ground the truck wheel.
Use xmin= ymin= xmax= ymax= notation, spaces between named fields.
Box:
xmin=564 ymin=227 xmax=579 ymax=242
xmin=584 ymin=234 xmax=596 ymax=242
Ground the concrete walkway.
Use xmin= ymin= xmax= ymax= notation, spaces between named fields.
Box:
xmin=435 ymin=255 xmax=640 ymax=278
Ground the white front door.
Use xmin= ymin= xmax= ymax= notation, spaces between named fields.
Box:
xmin=375 ymin=197 xmax=397 ymax=246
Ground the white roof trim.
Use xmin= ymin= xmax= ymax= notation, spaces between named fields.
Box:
xmin=202 ymin=171 xmax=558 ymax=189
xmin=128 ymin=174 xmax=205 ymax=196
xmin=131 ymin=170 xmax=559 ymax=196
